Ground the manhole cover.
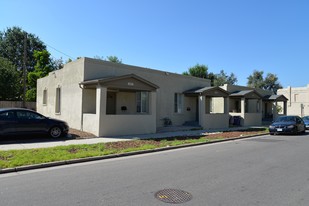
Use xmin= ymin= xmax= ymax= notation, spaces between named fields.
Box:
xmin=155 ymin=189 xmax=193 ymax=204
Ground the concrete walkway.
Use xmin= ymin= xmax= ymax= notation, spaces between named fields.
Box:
xmin=0 ymin=126 xmax=261 ymax=151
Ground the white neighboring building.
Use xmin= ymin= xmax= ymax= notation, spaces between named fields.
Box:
xmin=277 ymin=84 xmax=309 ymax=117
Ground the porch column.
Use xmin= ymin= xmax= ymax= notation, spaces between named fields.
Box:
xmin=96 ymin=85 xmax=107 ymax=136
xmin=241 ymin=98 xmax=245 ymax=114
xmin=198 ymin=95 xmax=206 ymax=128
xmin=283 ymin=101 xmax=287 ymax=115
xmin=150 ymin=91 xmax=156 ymax=115
xmin=272 ymin=101 xmax=278 ymax=120
xmin=258 ymin=99 xmax=262 ymax=113
xmin=224 ymin=97 xmax=229 ymax=114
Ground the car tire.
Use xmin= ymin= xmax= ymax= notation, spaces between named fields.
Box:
xmin=49 ymin=126 xmax=63 ymax=138
xmin=269 ymin=132 xmax=274 ymax=135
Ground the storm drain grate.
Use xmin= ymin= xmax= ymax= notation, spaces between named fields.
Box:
xmin=155 ymin=189 xmax=193 ymax=204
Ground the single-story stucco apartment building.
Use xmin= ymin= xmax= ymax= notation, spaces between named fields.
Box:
xmin=277 ymin=84 xmax=309 ymax=117
xmin=37 ymin=57 xmax=288 ymax=136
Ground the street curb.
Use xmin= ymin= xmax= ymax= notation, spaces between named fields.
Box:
xmin=0 ymin=132 xmax=268 ymax=174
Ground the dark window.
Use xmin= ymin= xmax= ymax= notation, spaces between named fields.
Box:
xmin=0 ymin=111 xmax=15 ymax=120
xmin=16 ymin=111 xmax=44 ymax=120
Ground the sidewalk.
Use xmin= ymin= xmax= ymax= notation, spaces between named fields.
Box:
xmin=0 ymin=126 xmax=259 ymax=151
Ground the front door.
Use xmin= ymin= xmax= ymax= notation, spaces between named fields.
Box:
xmin=106 ymin=92 xmax=116 ymax=114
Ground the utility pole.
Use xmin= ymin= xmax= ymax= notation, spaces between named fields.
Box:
xmin=22 ymin=32 xmax=27 ymax=108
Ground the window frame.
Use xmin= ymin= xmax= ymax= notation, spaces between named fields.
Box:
xmin=136 ymin=91 xmax=149 ymax=114
xmin=174 ymin=93 xmax=183 ymax=114
xmin=55 ymin=87 xmax=61 ymax=114
xmin=43 ymin=89 xmax=47 ymax=105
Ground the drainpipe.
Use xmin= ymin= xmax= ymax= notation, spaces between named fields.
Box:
xmin=79 ymin=83 xmax=84 ymax=131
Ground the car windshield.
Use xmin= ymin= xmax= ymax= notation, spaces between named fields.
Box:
xmin=303 ymin=116 xmax=309 ymax=121
xmin=276 ymin=116 xmax=295 ymax=122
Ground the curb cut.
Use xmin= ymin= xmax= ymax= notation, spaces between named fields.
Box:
xmin=0 ymin=132 xmax=268 ymax=174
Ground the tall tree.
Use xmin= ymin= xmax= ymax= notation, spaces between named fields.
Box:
xmin=26 ymin=50 xmax=53 ymax=101
xmin=0 ymin=57 xmax=19 ymax=100
xmin=247 ymin=70 xmax=282 ymax=94
xmin=51 ymin=57 xmax=64 ymax=70
xmin=264 ymin=73 xmax=282 ymax=94
xmin=213 ymin=70 xmax=238 ymax=86
xmin=183 ymin=64 xmax=209 ymax=78
xmin=0 ymin=27 xmax=47 ymax=72
xmin=247 ymin=70 xmax=265 ymax=89
xmin=0 ymin=26 xmax=47 ymax=99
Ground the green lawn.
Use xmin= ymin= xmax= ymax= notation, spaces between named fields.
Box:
xmin=0 ymin=128 xmax=268 ymax=169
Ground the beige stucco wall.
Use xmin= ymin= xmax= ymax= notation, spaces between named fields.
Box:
xmin=199 ymin=96 xmax=229 ymax=129
xmin=115 ymin=91 xmax=136 ymax=114
xmin=211 ymin=97 xmax=225 ymax=113
xmin=83 ymin=89 xmax=96 ymax=113
xmin=37 ymin=57 xmax=216 ymax=136
xmin=278 ymin=85 xmax=309 ymax=117
xmin=82 ymin=58 xmax=210 ymax=127
xmin=202 ymin=114 xmax=229 ymax=129
xmin=97 ymin=88 xmax=157 ymax=136
xmin=37 ymin=59 xmax=85 ymax=129
xmin=243 ymin=113 xmax=262 ymax=126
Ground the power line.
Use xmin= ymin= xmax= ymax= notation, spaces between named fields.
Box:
xmin=45 ymin=43 xmax=75 ymax=60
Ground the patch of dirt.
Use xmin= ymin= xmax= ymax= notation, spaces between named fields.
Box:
xmin=205 ymin=130 xmax=265 ymax=139
xmin=68 ymin=128 xmax=96 ymax=139
xmin=105 ymin=140 xmax=161 ymax=150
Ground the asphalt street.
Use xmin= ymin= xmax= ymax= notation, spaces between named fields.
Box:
xmin=1 ymin=133 xmax=309 ymax=206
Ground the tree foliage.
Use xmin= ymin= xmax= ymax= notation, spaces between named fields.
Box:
xmin=0 ymin=26 xmax=47 ymax=99
xmin=183 ymin=64 xmax=210 ymax=79
xmin=183 ymin=64 xmax=237 ymax=86
xmin=0 ymin=57 xmax=19 ymax=100
xmin=264 ymin=73 xmax=282 ymax=94
xmin=26 ymin=50 xmax=53 ymax=101
xmin=213 ymin=70 xmax=238 ymax=86
xmin=247 ymin=70 xmax=265 ymax=89
xmin=0 ymin=26 xmax=46 ymax=72
xmin=247 ymin=70 xmax=282 ymax=94
xmin=106 ymin=55 xmax=122 ymax=63
xmin=94 ymin=55 xmax=122 ymax=63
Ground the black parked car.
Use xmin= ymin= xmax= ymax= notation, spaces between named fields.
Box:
xmin=0 ymin=108 xmax=69 ymax=138
xmin=269 ymin=115 xmax=306 ymax=135
xmin=302 ymin=116 xmax=309 ymax=130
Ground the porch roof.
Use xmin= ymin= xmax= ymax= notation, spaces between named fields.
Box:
xmin=263 ymin=94 xmax=288 ymax=102
xmin=184 ymin=86 xmax=230 ymax=97
xmin=229 ymin=90 xmax=263 ymax=99
xmin=79 ymin=74 xmax=159 ymax=91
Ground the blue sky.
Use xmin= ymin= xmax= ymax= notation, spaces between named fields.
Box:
xmin=1 ymin=0 xmax=309 ymax=87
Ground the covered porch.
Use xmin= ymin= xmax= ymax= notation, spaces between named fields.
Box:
xmin=184 ymin=87 xmax=230 ymax=129
xmin=229 ymin=90 xmax=263 ymax=126
xmin=80 ymin=74 xmax=159 ymax=136
xmin=262 ymin=94 xmax=288 ymax=122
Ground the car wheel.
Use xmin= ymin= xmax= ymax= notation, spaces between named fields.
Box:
xmin=49 ymin=126 xmax=62 ymax=138
xmin=269 ymin=132 xmax=274 ymax=135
